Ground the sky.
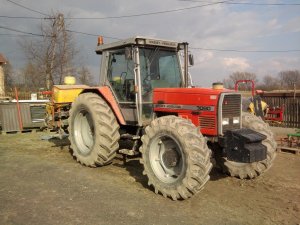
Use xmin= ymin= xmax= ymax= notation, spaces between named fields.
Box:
xmin=0 ymin=0 xmax=300 ymax=87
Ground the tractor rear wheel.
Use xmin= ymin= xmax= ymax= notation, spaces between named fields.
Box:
xmin=68 ymin=93 xmax=120 ymax=167
xmin=215 ymin=112 xmax=276 ymax=179
xmin=140 ymin=116 xmax=212 ymax=200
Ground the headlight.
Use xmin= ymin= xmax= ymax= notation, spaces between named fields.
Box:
xmin=222 ymin=118 xmax=229 ymax=125
xmin=233 ymin=117 xmax=240 ymax=124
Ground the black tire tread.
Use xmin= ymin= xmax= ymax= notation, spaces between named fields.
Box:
xmin=68 ymin=93 xmax=120 ymax=167
xmin=140 ymin=116 xmax=212 ymax=200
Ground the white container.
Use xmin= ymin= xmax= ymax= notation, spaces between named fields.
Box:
xmin=64 ymin=76 xmax=76 ymax=85
xmin=31 ymin=93 xmax=37 ymax=100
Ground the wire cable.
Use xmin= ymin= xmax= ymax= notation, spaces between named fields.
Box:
xmin=1 ymin=1 xmax=231 ymax=20
xmin=0 ymin=33 xmax=36 ymax=37
xmin=190 ymin=47 xmax=300 ymax=53
xmin=65 ymin=29 xmax=121 ymax=40
xmin=227 ymin=2 xmax=300 ymax=6
xmin=3 ymin=0 xmax=299 ymax=21
xmin=0 ymin=25 xmax=50 ymax=37
xmin=179 ymin=0 xmax=300 ymax=5
xmin=6 ymin=0 xmax=49 ymax=16
xmin=64 ymin=1 xmax=230 ymax=20
xmin=0 ymin=15 xmax=52 ymax=19
xmin=2 ymin=25 xmax=299 ymax=53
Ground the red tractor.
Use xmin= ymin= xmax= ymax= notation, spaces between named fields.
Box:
xmin=68 ymin=36 xmax=276 ymax=200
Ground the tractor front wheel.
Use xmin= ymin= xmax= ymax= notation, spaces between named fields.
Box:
xmin=140 ymin=116 xmax=212 ymax=200
xmin=215 ymin=112 xmax=276 ymax=179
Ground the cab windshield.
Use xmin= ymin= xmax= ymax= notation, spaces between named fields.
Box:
xmin=139 ymin=47 xmax=182 ymax=96
xmin=139 ymin=47 xmax=182 ymax=123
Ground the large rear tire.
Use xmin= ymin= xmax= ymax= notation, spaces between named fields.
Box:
xmin=140 ymin=116 xmax=212 ymax=200
xmin=215 ymin=112 xmax=276 ymax=179
xmin=68 ymin=93 xmax=120 ymax=167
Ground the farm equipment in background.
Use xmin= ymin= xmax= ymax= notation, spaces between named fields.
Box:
xmin=279 ymin=129 xmax=300 ymax=154
xmin=235 ymin=79 xmax=267 ymax=118
xmin=43 ymin=77 xmax=88 ymax=136
xmin=264 ymin=105 xmax=285 ymax=125
xmin=235 ymin=79 xmax=284 ymax=125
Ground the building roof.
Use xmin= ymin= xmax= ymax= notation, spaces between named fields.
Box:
xmin=0 ymin=53 xmax=7 ymax=64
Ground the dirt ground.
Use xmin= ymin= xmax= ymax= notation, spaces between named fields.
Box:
xmin=0 ymin=129 xmax=299 ymax=225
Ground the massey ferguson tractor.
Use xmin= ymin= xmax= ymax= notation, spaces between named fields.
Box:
xmin=67 ymin=36 xmax=276 ymax=200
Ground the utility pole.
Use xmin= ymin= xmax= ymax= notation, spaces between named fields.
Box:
xmin=46 ymin=13 xmax=65 ymax=90
xmin=60 ymin=13 xmax=71 ymax=84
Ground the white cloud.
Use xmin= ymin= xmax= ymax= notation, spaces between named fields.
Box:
xmin=194 ymin=51 xmax=214 ymax=64
xmin=254 ymin=56 xmax=300 ymax=78
xmin=283 ymin=16 xmax=300 ymax=33
xmin=222 ymin=57 xmax=250 ymax=71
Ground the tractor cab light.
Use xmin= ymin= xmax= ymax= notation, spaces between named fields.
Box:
xmin=136 ymin=38 xmax=145 ymax=45
xmin=97 ymin=36 xmax=104 ymax=46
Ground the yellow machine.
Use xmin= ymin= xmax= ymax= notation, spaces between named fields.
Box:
xmin=53 ymin=85 xmax=88 ymax=103
xmin=44 ymin=80 xmax=89 ymax=132
xmin=248 ymin=100 xmax=269 ymax=116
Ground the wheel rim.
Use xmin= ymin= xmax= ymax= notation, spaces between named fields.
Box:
xmin=73 ymin=109 xmax=95 ymax=155
xmin=149 ymin=135 xmax=185 ymax=183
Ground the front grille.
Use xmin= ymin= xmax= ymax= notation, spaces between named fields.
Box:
xmin=221 ymin=93 xmax=241 ymax=133
xmin=199 ymin=116 xmax=215 ymax=129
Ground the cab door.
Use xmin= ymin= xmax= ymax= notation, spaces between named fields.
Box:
xmin=106 ymin=49 xmax=138 ymax=125
xmin=138 ymin=47 xmax=183 ymax=125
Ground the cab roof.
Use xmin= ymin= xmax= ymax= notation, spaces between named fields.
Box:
xmin=95 ymin=36 xmax=184 ymax=54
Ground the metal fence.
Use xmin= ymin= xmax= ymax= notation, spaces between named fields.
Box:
xmin=0 ymin=102 xmax=47 ymax=132
xmin=6 ymin=91 xmax=32 ymax=100
xmin=260 ymin=91 xmax=300 ymax=128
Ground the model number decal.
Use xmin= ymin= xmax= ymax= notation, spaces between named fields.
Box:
xmin=154 ymin=104 xmax=214 ymax=111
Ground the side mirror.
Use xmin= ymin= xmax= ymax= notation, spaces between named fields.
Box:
xmin=189 ymin=54 xmax=194 ymax=66
xmin=125 ymin=47 xmax=132 ymax=60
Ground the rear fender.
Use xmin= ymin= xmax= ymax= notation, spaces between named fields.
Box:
xmin=80 ymin=86 xmax=126 ymax=125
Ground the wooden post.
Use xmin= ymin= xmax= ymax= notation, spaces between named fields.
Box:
xmin=14 ymin=87 xmax=23 ymax=131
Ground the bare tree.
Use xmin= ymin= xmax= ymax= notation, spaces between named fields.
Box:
xmin=278 ymin=70 xmax=300 ymax=89
xmin=256 ymin=75 xmax=281 ymax=91
xmin=77 ymin=66 xmax=94 ymax=85
xmin=222 ymin=78 xmax=234 ymax=89
xmin=223 ymin=71 xmax=258 ymax=91
xmin=20 ymin=12 xmax=77 ymax=90
xmin=21 ymin=62 xmax=44 ymax=91
xmin=3 ymin=60 xmax=14 ymax=92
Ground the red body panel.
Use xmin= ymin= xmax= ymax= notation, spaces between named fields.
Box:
xmin=153 ymin=87 xmax=232 ymax=136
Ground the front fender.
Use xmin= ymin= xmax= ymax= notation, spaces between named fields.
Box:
xmin=81 ymin=86 xmax=126 ymax=125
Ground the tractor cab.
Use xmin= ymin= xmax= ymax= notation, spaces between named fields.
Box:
xmin=96 ymin=36 xmax=189 ymax=126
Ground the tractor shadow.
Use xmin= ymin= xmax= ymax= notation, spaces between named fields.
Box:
xmin=113 ymin=156 xmax=150 ymax=189
xmin=41 ymin=132 xmax=226 ymax=187
xmin=209 ymin=167 xmax=228 ymax=181
xmin=40 ymin=132 xmax=71 ymax=150
xmin=209 ymin=158 xmax=228 ymax=181
xmin=113 ymin=156 xmax=227 ymax=189
xmin=49 ymin=138 xmax=70 ymax=147
xmin=47 ymin=137 xmax=70 ymax=150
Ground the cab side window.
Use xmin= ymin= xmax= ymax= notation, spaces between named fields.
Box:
xmin=107 ymin=50 xmax=135 ymax=102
